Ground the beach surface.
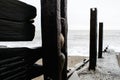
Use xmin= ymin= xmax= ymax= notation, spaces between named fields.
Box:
xmin=32 ymin=56 xmax=87 ymax=80
xmin=73 ymin=51 xmax=120 ymax=80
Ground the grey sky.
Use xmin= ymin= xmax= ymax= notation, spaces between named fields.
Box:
xmin=21 ymin=0 xmax=120 ymax=30
xmin=68 ymin=0 xmax=120 ymax=30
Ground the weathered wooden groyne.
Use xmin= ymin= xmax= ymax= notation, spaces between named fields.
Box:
xmin=0 ymin=0 xmax=120 ymax=80
xmin=41 ymin=0 xmax=68 ymax=80
xmin=89 ymin=8 xmax=97 ymax=70
xmin=98 ymin=22 xmax=103 ymax=58
xmin=0 ymin=0 xmax=68 ymax=80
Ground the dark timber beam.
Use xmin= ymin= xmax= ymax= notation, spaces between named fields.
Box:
xmin=98 ymin=22 xmax=103 ymax=58
xmin=60 ymin=0 xmax=68 ymax=80
xmin=41 ymin=0 xmax=62 ymax=80
xmin=89 ymin=8 xmax=97 ymax=70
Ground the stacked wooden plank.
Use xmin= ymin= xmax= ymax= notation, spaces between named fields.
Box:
xmin=0 ymin=0 xmax=36 ymax=41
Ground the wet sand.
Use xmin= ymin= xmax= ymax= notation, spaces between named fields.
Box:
xmin=32 ymin=56 xmax=87 ymax=80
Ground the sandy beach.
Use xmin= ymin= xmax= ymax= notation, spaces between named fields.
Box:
xmin=32 ymin=56 xmax=87 ymax=80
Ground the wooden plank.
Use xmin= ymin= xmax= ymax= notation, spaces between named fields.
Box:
xmin=67 ymin=59 xmax=89 ymax=79
xmin=60 ymin=0 xmax=68 ymax=80
xmin=41 ymin=0 xmax=62 ymax=80
xmin=98 ymin=22 xmax=103 ymax=58
xmin=68 ymin=71 xmax=79 ymax=80
xmin=2 ymin=71 xmax=26 ymax=80
xmin=89 ymin=8 xmax=97 ymax=70
xmin=0 ymin=47 xmax=42 ymax=79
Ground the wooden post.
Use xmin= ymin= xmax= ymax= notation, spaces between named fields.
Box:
xmin=89 ymin=8 xmax=97 ymax=70
xmin=98 ymin=22 xmax=103 ymax=58
xmin=60 ymin=0 xmax=68 ymax=80
xmin=41 ymin=0 xmax=62 ymax=80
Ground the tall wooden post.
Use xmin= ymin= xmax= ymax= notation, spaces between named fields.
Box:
xmin=89 ymin=8 xmax=97 ymax=70
xmin=98 ymin=22 xmax=103 ymax=58
xmin=41 ymin=0 xmax=62 ymax=80
xmin=60 ymin=0 xmax=68 ymax=80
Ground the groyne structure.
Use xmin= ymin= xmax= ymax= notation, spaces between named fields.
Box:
xmin=98 ymin=22 xmax=103 ymax=58
xmin=0 ymin=0 xmax=68 ymax=80
xmin=89 ymin=8 xmax=97 ymax=70
xmin=41 ymin=0 xmax=68 ymax=80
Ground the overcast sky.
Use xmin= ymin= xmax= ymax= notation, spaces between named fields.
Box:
xmin=20 ymin=0 xmax=120 ymax=30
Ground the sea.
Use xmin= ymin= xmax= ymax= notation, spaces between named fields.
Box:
xmin=68 ymin=30 xmax=120 ymax=56
xmin=0 ymin=30 xmax=120 ymax=56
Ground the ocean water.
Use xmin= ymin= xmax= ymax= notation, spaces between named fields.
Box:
xmin=68 ymin=30 xmax=120 ymax=56
xmin=102 ymin=30 xmax=120 ymax=52
xmin=0 ymin=30 xmax=120 ymax=56
xmin=68 ymin=30 xmax=89 ymax=56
